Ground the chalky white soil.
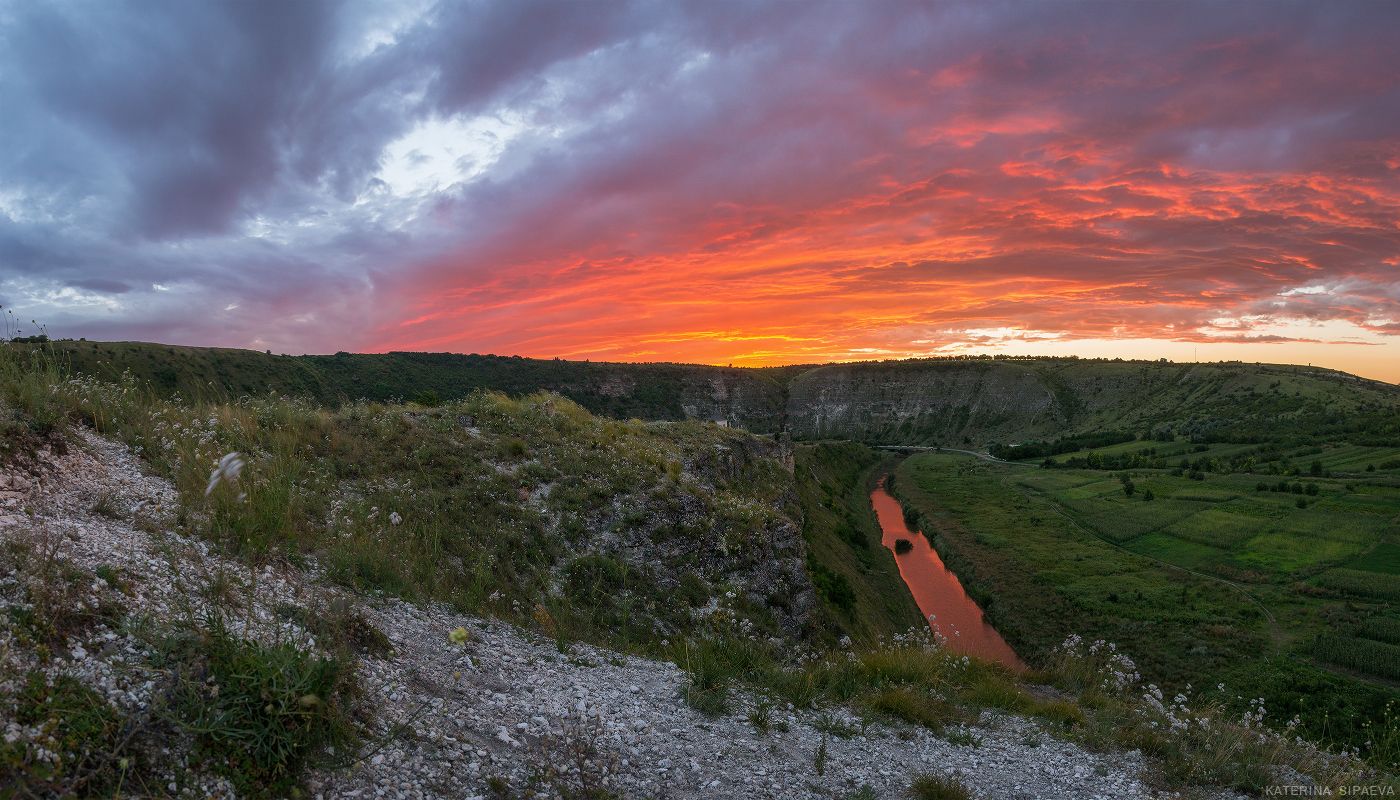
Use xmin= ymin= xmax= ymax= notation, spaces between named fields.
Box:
xmin=0 ymin=429 xmax=1199 ymax=799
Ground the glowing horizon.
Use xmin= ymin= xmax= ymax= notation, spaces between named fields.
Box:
xmin=3 ymin=2 xmax=1398 ymax=383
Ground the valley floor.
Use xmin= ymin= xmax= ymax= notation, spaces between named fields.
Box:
xmin=0 ymin=430 xmax=1188 ymax=799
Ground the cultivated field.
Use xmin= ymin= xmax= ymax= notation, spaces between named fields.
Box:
xmin=893 ymin=450 xmax=1400 ymax=762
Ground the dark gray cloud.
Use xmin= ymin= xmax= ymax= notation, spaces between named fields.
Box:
xmin=0 ymin=0 xmax=1397 ymax=361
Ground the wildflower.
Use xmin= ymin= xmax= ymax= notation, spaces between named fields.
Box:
xmin=449 ymin=626 xmax=470 ymax=645
xmin=389 ymin=511 xmax=403 ymax=526
xmin=205 ymin=452 xmax=245 ymax=496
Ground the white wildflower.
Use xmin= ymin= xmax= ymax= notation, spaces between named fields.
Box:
xmin=389 ymin=511 xmax=403 ymax=526
xmin=205 ymin=452 xmax=245 ymax=496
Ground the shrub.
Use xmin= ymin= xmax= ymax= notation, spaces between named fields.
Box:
xmin=526 ymin=714 xmax=620 ymax=800
xmin=894 ymin=538 xmax=913 ymax=554
xmin=862 ymin=686 xmax=965 ymax=732
xmin=810 ymin=561 xmax=857 ymax=612
xmin=159 ymin=619 xmax=355 ymax=796
xmin=284 ymin=597 xmax=393 ymax=659
xmin=1 ymin=533 xmax=124 ymax=649
xmin=909 ymin=773 xmax=973 ymax=800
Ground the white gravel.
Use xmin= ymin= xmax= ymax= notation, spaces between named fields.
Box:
xmin=0 ymin=428 xmax=1191 ymax=799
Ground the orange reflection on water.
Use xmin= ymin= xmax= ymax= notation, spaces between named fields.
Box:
xmin=871 ymin=477 xmax=1025 ymax=671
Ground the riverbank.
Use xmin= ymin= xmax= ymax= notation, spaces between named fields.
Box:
xmin=871 ymin=476 xmax=1023 ymax=671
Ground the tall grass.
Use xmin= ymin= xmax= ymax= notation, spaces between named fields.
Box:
xmin=154 ymin=616 xmax=356 ymax=796
xmin=1 ymin=342 xmax=800 ymax=647
xmin=1044 ymin=635 xmax=1385 ymax=792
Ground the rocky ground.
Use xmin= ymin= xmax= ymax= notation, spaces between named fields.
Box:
xmin=0 ymin=429 xmax=1198 ymax=798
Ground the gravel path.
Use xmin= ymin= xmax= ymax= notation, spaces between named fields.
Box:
xmin=0 ymin=429 xmax=1186 ymax=799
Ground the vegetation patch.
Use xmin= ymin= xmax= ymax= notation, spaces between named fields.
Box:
xmin=794 ymin=442 xmax=923 ymax=643
xmin=892 ymin=451 xmax=1400 ymax=764
xmin=154 ymin=618 xmax=356 ymax=796
xmin=0 ymin=671 xmax=137 ymax=797
xmin=909 ymin=772 xmax=973 ymax=800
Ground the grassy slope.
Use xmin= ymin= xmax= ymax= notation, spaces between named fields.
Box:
xmin=37 ymin=341 xmax=1400 ymax=448
xmin=796 ymin=441 xmax=925 ymax=643
xmin=43 ymin=340 xmax=788 ymax=431
xmin=44 ymin=340 xmax=332 ymax=401
xmin=301 ymin=351 xmax=787 ymax=430
xmin=787 ymin=358 xmax=1400 ymax=447
xmin=5 ymin=345 xmax=1395 ymax=790
xmin=892 ymin=451 xmax=1400 ymax=756
xmin=39 ymin=370 xmax=811 ymax=652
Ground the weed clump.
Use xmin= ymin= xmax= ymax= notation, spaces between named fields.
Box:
xmin=1 ymin=532 xmax=125 ymax=651
xmin=0 ymin=672 xmax=136 ymax=797
xmin=156 ymin=618 xmax=355 ymax=796
xmin=909 ymin=772 xmax=973 ymax=800
xmin=862 ymin=686 xmax=965 ymax=732
xmin=1046 ymin=634 xmax=1379 ymax=793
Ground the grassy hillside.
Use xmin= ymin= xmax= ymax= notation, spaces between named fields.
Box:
xmin=4 ymin=343 xmax=1395 ymax=793
xmin=37 ymin=341 xmax=1400 ymax=450
xmin=41 ymin=340 xmax=788 ymax=431
xmin=795 ymin=441 xmax=925 ymax=643
xmin=41 ymin=340 xmax=332 ymax=400
xmin=6 ymin=356 xmax=812 ymax=652
xmin=891 ymin=451 xmax=1400 ymax=764
xmin=301 ymin=351 xmax=787 ymax=431
xmin=788 ymin=358 xmax=1400 ymax=447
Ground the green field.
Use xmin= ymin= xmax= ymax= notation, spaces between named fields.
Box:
xmin=891 ymin=451 xmax=1400 ymax=756
xmin=1028 ymin=438 xmax=1400 ymax=478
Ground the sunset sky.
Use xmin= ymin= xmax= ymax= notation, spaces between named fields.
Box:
xmin=2 ymin=1 xmax=1399 ymax=381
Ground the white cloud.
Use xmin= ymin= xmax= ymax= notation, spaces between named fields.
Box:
xmin=376 ymin=112 xmax=531 ymax=197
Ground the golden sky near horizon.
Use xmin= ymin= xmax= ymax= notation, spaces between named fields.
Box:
xmin=4 ymin=2 xmax=1398 ymax=383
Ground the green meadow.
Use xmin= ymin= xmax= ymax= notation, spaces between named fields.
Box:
xmin=892 ymin=450 xmax=1400 ymax=757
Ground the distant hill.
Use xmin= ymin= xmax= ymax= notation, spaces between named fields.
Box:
xmin=786 ymin=357 xmax=1400 ymax=447
xmin=42 ymin=340 xmax=790 ymax=431
xmin=34 ymin=339 xmax=1400 ymax=446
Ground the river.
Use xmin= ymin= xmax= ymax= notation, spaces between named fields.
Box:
xmin=870 ymin=476 xmax=1024 ymax=670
